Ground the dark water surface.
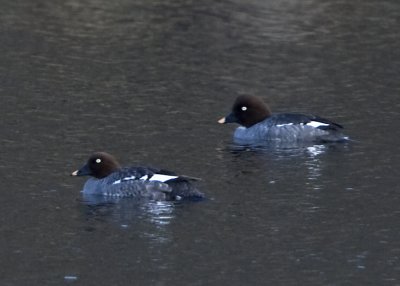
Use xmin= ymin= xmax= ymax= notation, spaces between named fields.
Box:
xmin=1 ymin=0 xmax=400 ymax=285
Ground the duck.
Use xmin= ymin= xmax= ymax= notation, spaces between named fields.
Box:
xmin=71 ymin=152 xmax=204 ymax=201
xmin=218 ymin=95 xmax=349 ymax=144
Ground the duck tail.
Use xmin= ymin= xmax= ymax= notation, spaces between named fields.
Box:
xmin=166 ymin=179 xmax=205 ymax=201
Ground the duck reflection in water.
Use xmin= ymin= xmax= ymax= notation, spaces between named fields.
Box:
xmin=79 ymin=194 xmax=177 ymax=245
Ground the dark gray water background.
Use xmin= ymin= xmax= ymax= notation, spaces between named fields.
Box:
xmin=1 ymin=0 xmax=400 ymax=285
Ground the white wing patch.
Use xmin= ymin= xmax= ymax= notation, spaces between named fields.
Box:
xmin=111 ymin=174 xmax=178 ymax=185
xmin=124 ymin=175 xmax=137 ymax=181
xmin=140 ymin=175 xmax=148 ymax=180
xmin=306 ymin=121 xmax=330 ymax=128
xmin=276 ymin=123 xmax=294 ymax=127
xmin=149 ymin=174 xmax=178 ymax=182
xmin=112 ymin=175 xmax=137 ymax=185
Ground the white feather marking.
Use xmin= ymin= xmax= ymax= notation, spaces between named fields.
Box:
xmin=276 ymin=123 xmax=294 ymax=127
xmin=112 ymin=175 xmax=137 ymax=185
xmin=122 ymin=175 xmax=137 ymax=181
xmin=149 ymin=174 xmax=179 ymax=182
xmin=306 ymin=121 xmax=330 ymax=128
xmin=140 ymin=175 xmax=148 ymax=180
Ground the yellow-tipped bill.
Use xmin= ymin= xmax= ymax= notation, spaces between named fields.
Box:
xmin=218 ymin=117 xmax=226 ymax=124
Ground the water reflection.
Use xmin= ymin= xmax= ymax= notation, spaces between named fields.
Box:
xmin=79 ymin=194 xmax=176 ymax=243
xmin=225 ymin=141 xmax=350 ymax=190
xmin=228 ymin=140 xmax=340 ymax=158
xmin=304 ymin=145 xmax=326 ymax=190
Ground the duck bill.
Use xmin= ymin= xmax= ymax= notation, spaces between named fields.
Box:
xmin=218 ymin=112 xmax=238 ymax=124
xmin=71 ymin=163 xmax=92 ymax=176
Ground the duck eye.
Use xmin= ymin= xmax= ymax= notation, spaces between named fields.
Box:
xmin=95 ymin=158 xmax=102 ymax=164
xmin=241 ymin=106 xmax=247 ymax=111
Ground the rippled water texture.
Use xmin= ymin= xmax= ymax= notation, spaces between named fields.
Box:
xmin=1 ymin=0 xmax=400 ymax=285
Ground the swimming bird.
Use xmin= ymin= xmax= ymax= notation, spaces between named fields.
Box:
xmin=71 ymin=152 xmax=204 ymax=201
xmin=218 ymin=95 xmax=349 ymax=144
